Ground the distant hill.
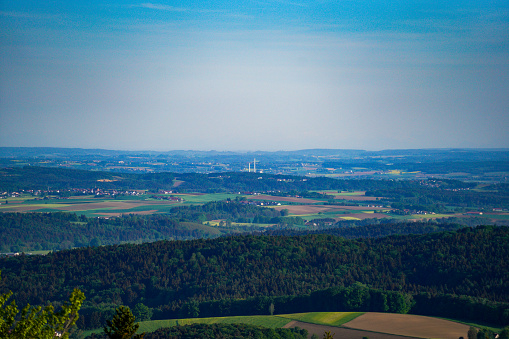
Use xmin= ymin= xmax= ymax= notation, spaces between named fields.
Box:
xmin=1 ymin=146 xmax=508 ymax=161
xmin=1 ymin=226 xmax=506 ymax=312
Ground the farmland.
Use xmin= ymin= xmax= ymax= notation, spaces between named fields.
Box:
xmin=2 ymin=190 xmax=506 ymax=224
xmin=344 ymin=312 xmax=471 ymax=339
xmin=83 ymin=312 xmax=473 ymax=339
xmin=0 ymin=193 xmax=239 ymax=217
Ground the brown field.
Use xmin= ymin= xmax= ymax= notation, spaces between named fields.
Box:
xmin=246 ymin=195 xmax=321 ymax=204
xmin=0 ymin=200 xmax=178 ymax=213
xmin=284 ymin=321 xmax=417 ymax=339
xmin=172 ymin=180 xmax=184 ymax=187
xmin=59 ymin=202 xmax=146 ymax=211
xmin=0 ymin=204 xmax=48 ymax=212
xmin=58 ymin=200 xmax=176 ymax=212
xmin=343 ymin=312 xmax=470 ymax=339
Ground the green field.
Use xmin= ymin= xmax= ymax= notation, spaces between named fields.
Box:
xmin=175 ymin=193 xmax=243 ymax=204
xmin=390 ymin=213 xmax=454 ymax=220
xmin=140 ymin=315 xmax=290 ymax=333
xmin=69 ymin=311 xmax=498 ymax=338
xmin=486 ymin=213 xmax=509 ymax=220
xmin=82 ymin=314 xmax=292 ymax=337
xmin=278 ymin=312 xmax=363 ymax=326
xmin=81 ymin=312 xmax=363 ymax=337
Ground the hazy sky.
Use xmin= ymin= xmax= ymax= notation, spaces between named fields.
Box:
xmin=1 ymin=0 xmax=508 ymax=151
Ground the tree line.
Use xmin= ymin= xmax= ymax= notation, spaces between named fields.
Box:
xmin=87 ymin=322 xmax=309 ymax=339
xmin=0 ymin=212 xmax=230 ymax=252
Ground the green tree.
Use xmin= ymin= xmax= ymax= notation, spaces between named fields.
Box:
xmin=132 ymin=303 xmax=152 ymax=322
xmin=477 ymin=329 xmax=492 ymax=339
xmin=0 ymin=280 xmax=84 ymax=339
xmin=179 ymin=300 xmax=200 ymax=319
xmin=499 ymin=327 xmax=509 ymax=339
xmin=468 ymin=327 xmax=478 ymax=339
xmin=104 ymin=306 xmax=144 ymax=339
xmin=268 ymin=303 xmax=275 ymax=316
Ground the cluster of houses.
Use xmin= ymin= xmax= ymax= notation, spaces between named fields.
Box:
xmin=1 ymin=191 xmax=20 ymax=198
xmin=389 ymin=209 xmax=437 ymax=216
xmin=0 ymin=252 xmax=37 ymax=257
xmin=150 ymin=195 xmax=184 ymax=202
xmin=2 ymin=188 xmax=147 ymax=198
xmin=238 ymin=199 xmax=281 ymax=206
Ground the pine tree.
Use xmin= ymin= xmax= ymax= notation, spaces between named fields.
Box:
xmin=104 ymin=306 xmax=144 ymax=339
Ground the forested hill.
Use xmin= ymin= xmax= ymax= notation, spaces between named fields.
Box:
xmin=0 ymin=165 xmax=467 ymax=193
xmin=0 ymin=211 xmax=471 ymax=253
xmin=0 ymin=226 xmax=506 ymax=312
xmin=0 ymin=166 xmax=405 ymax=192
xmin=0 ymin=166 xmax=175 ymax=192
xmin=258 ymin=221 xmax=466 ymax=238
xmin=0 ymin=212 xmax=250 ymax=252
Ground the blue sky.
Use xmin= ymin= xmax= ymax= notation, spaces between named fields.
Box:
xmin=1 ymin=0 xmax=508 ymax=151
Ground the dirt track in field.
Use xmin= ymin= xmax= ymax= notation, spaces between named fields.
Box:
xmin=284 ymin=320 xmax=418 ymax=339
xmin=344 ymin=313 xmax=470 ymax=339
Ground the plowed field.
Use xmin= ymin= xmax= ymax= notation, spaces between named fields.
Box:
xmin=343 ymin=312 xmax=470 ymax=339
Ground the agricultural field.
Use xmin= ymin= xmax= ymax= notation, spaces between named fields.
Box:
xmin=0 ymin=193 xmax=240 ymax=217
xmin=343 ymin=312 xmax=471 ymax=339
xmin=82 ymin=312 xmax=474 ymax=339
xmin=2 ymin=190 xmax=505 ymax=224
xmin=0 ymin=197 xmax=179 ymax=217
xmin=246 ymin=195 xmax=322 ymax=204
xmin=318 ymin=190 xmax=381 ymax=201
xmin=278 ymin=312 xmax=363 ymax=327
xmin=82 ymin=314 xmax=291 ymax=337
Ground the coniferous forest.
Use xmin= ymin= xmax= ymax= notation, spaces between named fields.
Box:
xmin=1 ymin=226 xmax=508 ymax=329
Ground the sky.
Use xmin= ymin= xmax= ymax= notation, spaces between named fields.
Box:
xmin=1 ymin=0 xmax=508 ymax=151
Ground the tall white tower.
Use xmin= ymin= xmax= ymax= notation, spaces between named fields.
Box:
xmin=253 ymin=158 xmax=256 ymax=173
